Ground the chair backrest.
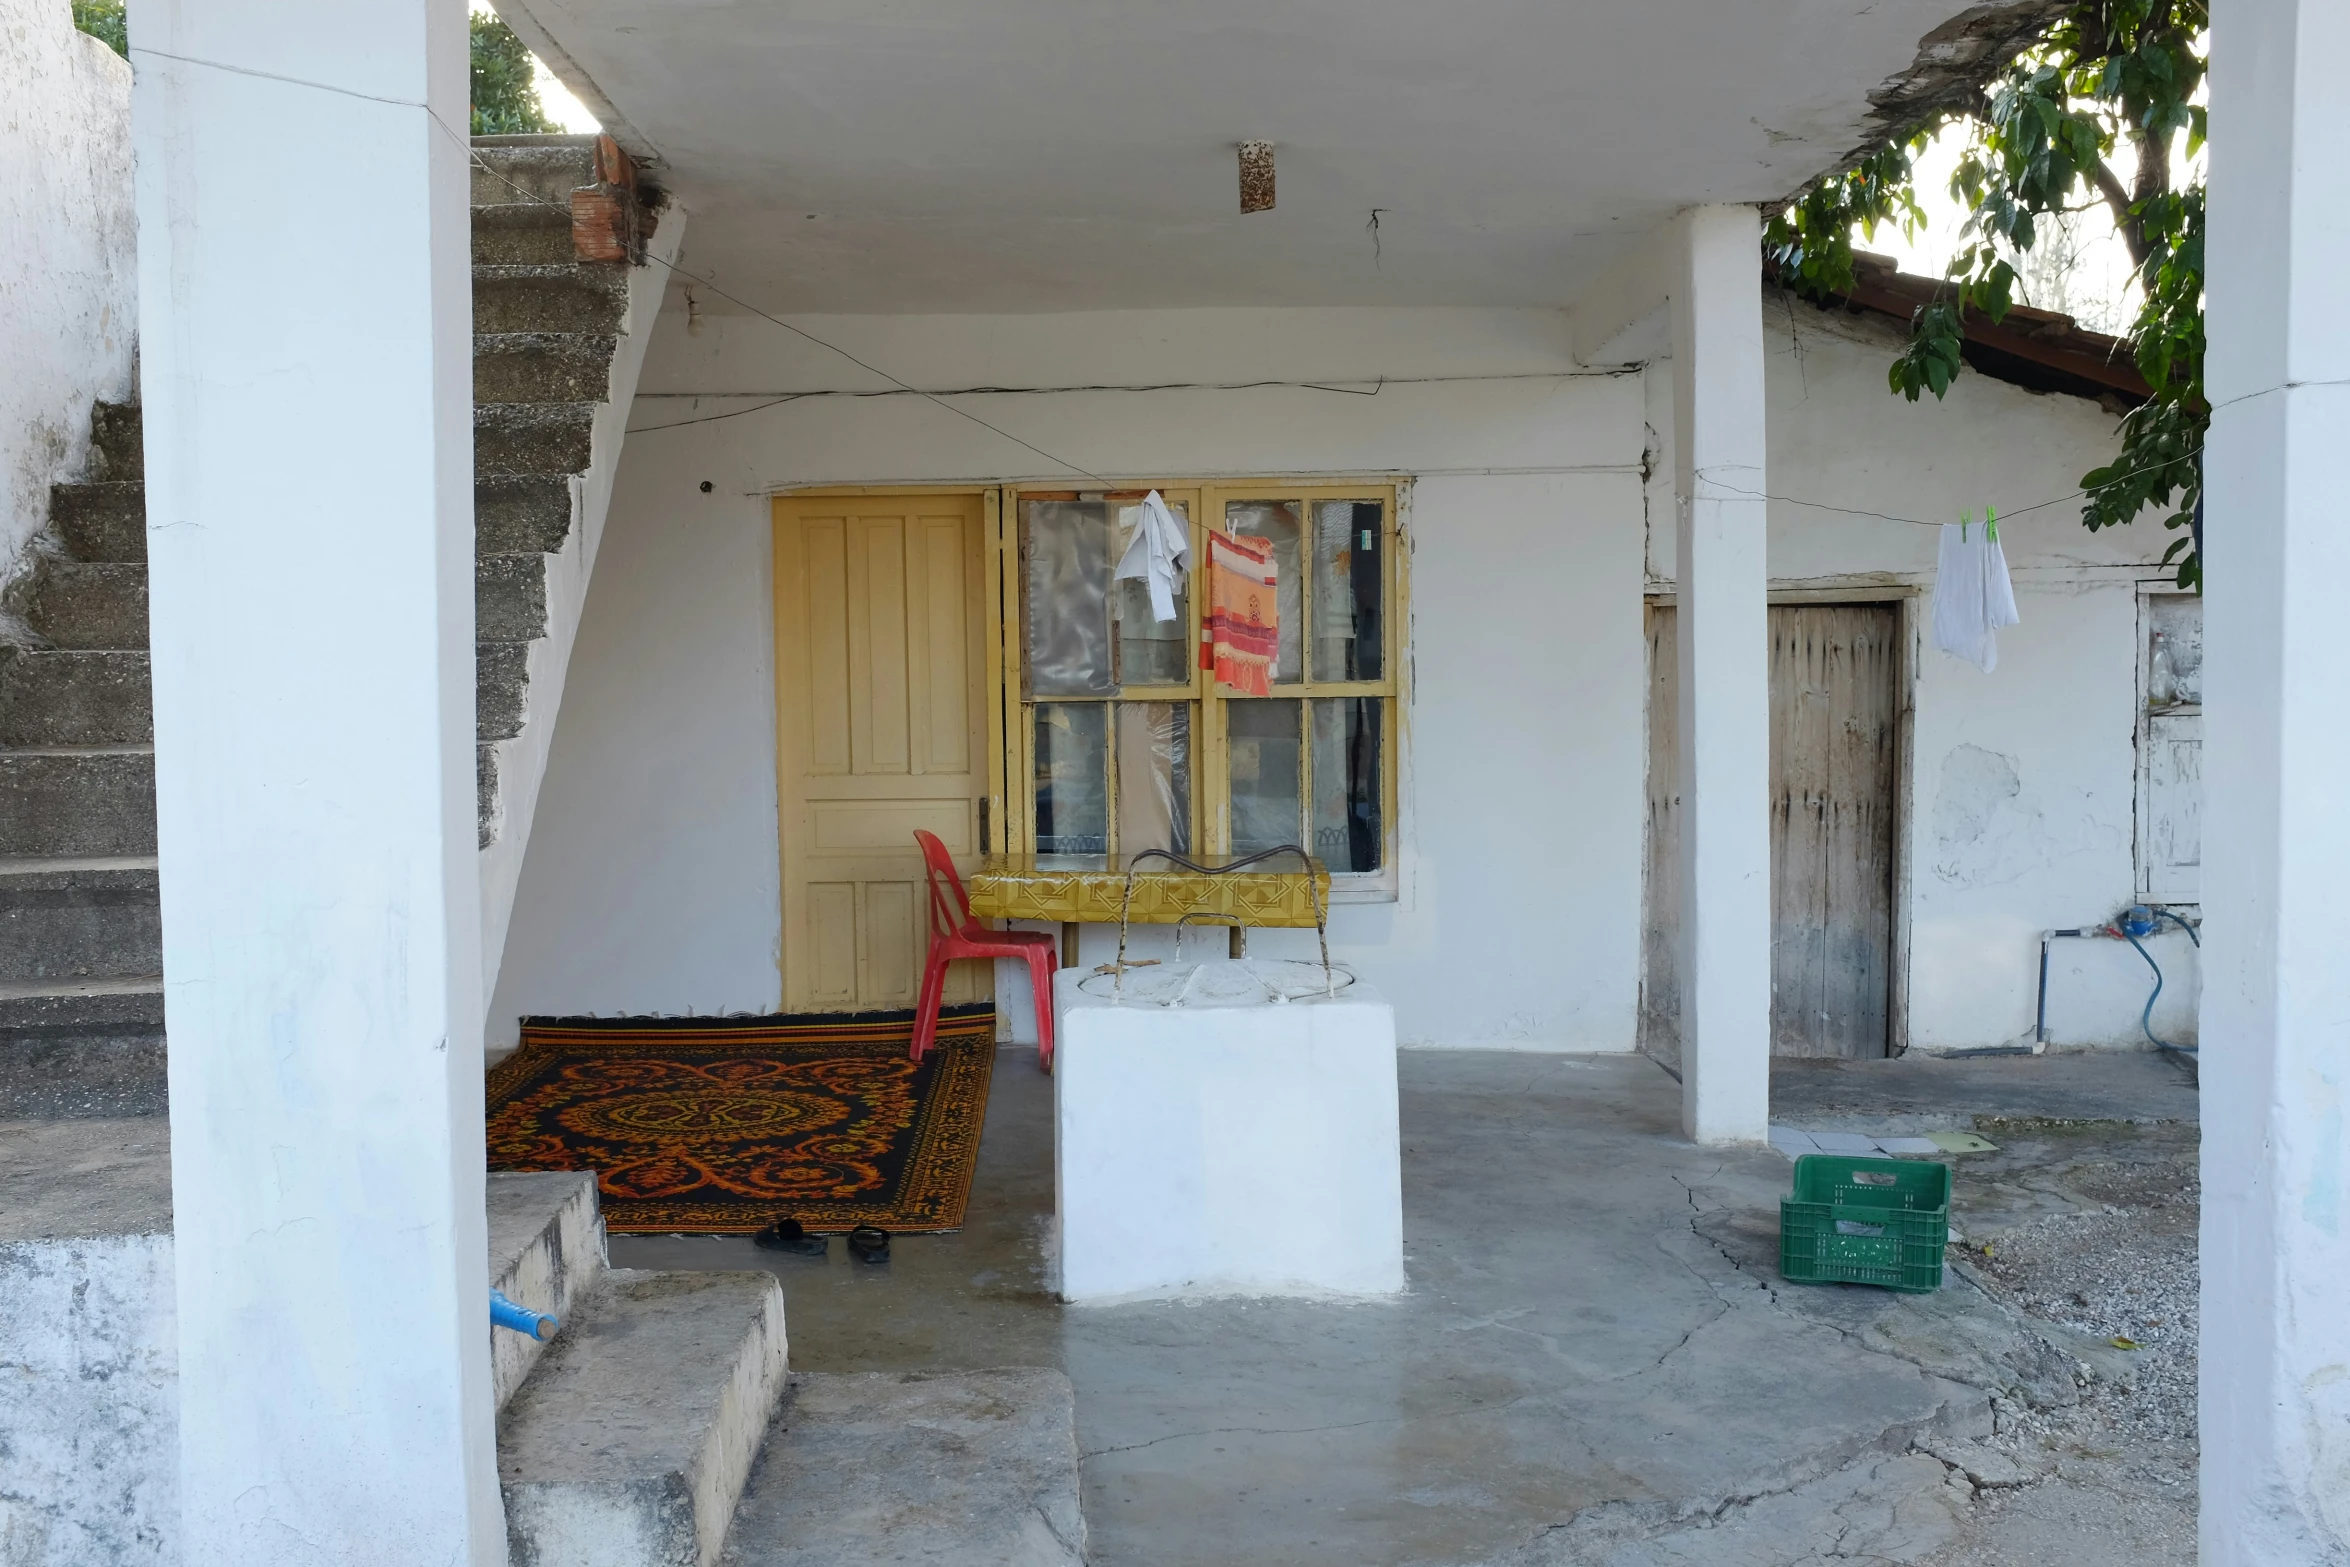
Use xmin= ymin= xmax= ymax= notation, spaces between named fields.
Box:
xmin=914 ymin=829 xmax=978 ymax=941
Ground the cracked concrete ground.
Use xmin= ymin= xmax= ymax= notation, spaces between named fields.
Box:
xmin=618 ymin=1049 xmax=2196 ymax=1566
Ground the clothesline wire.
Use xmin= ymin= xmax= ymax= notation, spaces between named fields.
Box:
xmin=1696 ymin=444 xmax=2202 ymax=530
xmin=466 ymin=144 xmax=2203 ymax=534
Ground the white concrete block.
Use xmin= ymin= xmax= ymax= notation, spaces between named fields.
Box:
xmin=1053 ymin=962 xmax=1404 ymax=1302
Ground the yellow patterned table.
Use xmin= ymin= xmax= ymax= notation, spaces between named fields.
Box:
xmin=963 ymin=854 xmax=1332 ymax=930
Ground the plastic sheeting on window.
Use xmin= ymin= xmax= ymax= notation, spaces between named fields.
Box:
xmin=1311 ymin=696 xmax=1382 ymax=872
xmin=1026 ymin=498 xmax=1192 ymax=694
xmin=1228 ymin=698 xmax=1302 ymax=855
xmin=1026 ymin=502 xmax=1115 ymax=696
xmin=1117 ymin=702 xmax=1191 ymax=856
xmin=1223 ymin=500 xmax=1302 ymax=684
xmin=1033 ymin=702 xmax=1108 ymax=854
xmin=1311 ymin=501 xmax=1383 ymax=683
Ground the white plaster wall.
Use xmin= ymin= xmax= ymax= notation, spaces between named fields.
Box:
xmin=1650 ymin=294 xmax=2198 ymax=1050
xmin=478 ymin=210 xmax=685 ymax=1005
xmin=491 ymin=304 xmax=1649 ymax=1051
xmin=0 ymin=1234 xmax=176 ymax=1566
xmin=497 ymin=290 xmax=2189 ymax=1056
xmin=0 ymin=0 xmax=136 ymax=588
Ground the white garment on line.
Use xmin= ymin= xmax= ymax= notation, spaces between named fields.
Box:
xmin=1932 ymin=521 xmax=2021 ymax=673
xmin=1114 ymin=489 xmax=1191 ymax=623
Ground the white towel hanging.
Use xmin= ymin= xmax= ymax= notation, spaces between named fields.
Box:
xmin=1113 ymin=490 xmax=1191 ymax=624
xmin=1933 ymin=513 xmax=2020 ymax=673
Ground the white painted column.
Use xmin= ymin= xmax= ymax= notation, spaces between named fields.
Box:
xmin=2200 ymin=0 xmax=2350 ymax=1557
xmin=1670 ymin=205 xmax=1772 ymax=1145
xmin=128 ymin=3 xmax=503 ymax=1563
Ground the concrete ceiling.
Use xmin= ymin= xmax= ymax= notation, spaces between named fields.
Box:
xmin=500 ymin=0 xmax=2003 ymax=314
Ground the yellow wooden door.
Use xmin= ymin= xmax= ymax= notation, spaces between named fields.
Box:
xmin=773 ymin=492 xmax=991 ymax=1012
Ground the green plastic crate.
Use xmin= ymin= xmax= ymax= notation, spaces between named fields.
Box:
xmin=1778 ymin=1154 xmax=1949 ymax=1293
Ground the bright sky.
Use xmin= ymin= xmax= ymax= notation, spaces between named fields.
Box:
xmin=472 ymin=0 xmax=602 ymax=134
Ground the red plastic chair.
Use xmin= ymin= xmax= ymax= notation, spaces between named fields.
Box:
xmin=910 ymin=829 xmax=1058 ymax=1070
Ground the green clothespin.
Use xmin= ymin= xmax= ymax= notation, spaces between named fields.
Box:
xmin=1959 ymin=509 xmax=1972 ymax=542
xmin=1984 ymin=504 xmax=1999 ymax=543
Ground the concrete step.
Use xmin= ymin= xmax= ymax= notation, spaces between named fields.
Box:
xmin=477 ymin=473 xmax=575 ymax=556
xmin=14 ymin=559 xmax=148 ymax=651
xmin=718 ymin=1370 xmax=1086 ymax=1567
xmin=48 ymin=483 xmax=146 ymax=563
xmin=0 ymin=650 xmax=152 ymax=747
xmin=0 ymin=975 xmax=167 ymax=1118
xmin=89 ymin=401 xmax=142 ymax=482
xmin=476 ymin=333 xmax=621 ymax=405
xmin=486 ymin=1171 xmax=608 ymax=1412
xmin=499 ymin=1269 xmax=789 ymax=1567
xmin=478 ymin=556 xmax=549 ymax=645
xmin=473 ymin=201 xmax=579 ymax=266
xmin=0 ymin=749 xmax=155 ymax=857
xmin=477 ymin=402 xmax=596 ymax=478
xmin=470 ymin=136 xmax=600 ymax=205
xmin=474 ymin=264 xmax=629 ymax=336
xmin=479 ymin=642 xmax=529 ymax=742
xmin=0 ymin=860 xmax=161 ymax=981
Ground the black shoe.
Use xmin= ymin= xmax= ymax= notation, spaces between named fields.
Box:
xmin=752 ymin=1217 xmax=828 ymax=1257
xmin=847 ymin=1225 xmax=891 ymax=1265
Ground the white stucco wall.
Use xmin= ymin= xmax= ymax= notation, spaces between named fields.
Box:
xmin=491 ymin=304 xmax=1648 ymax=1051
xmin=1 ymin=0 xmax=136 ymax=588
xmin=1651 ymin=293 xmax=2196 ymax=1050
xmin=495 ymin=290 xmax=2187 ymax=1055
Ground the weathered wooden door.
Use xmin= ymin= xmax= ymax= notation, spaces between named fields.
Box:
xmin=773 ymin=493 xmax=990 ymax=1011
xmin=1642 ymin=602 xmax=1900 ymax=1059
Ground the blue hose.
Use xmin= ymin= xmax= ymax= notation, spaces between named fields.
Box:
xmin=492 ymin=1289 xmax=559 ymax=1340
xmin=2120 ymin=907 xmax=2199 ymax=1056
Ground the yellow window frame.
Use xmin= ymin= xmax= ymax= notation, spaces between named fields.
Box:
xmin=985 ymin=478 xmax=1407 ymax=898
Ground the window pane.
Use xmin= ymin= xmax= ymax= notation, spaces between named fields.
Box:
xmin=1116 ymin=702 xmax=1192 ymax=856
xmin=1312 ymin=697 xmax=1383 ymax=873
xmin=1311 ymin=501 xmax=1384 ymax=682
xmin=1114 ymin=498 xmax=1192 ymax=686
xmin=1025 ymin=500 xmax=1114 ymax=696
xmin=1224 ymin=501 xmax=1302 ymax=684
xmin=1228 ymin=698 xmax=1302 ymax=855
xmin=1033 ymin=702 xmax=1108 ymax=855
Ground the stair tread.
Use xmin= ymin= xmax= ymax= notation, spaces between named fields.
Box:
xmin=486 ymin=1170 xmax=607 ymax=1413
xmin=0 ymin=974 xmax=162 ymax=1002
xmin=500 ymin=1270 xmax=785 ymax=1477
xmin=499 ymin=1269 xmax=788 ymax=1567
xmin=0 ymin=856 xmax=158 ymax=875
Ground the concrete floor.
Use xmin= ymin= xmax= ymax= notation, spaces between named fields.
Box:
xmin=615 ymin=1049 xmax=2112 ymax=1566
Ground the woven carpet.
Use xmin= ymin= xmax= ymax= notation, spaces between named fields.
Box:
xmin=485 ymin=1007 xmax=996 ymax=1234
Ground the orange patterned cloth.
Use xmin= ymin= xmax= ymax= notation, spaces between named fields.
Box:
xmin=1207 ymin=532 xmax=1279 ymax=695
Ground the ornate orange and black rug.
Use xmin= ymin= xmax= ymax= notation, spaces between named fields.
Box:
xmin=485 ymin=1007 xmax=996 ymax=1234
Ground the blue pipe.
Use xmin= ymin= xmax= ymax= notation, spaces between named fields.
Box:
xmin=2118 ymin=904 xmax=2199 ymax=1057
xmin=492 ymin=1290 xmax=559 ymax=1341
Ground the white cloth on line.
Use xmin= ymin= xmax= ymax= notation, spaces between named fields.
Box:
xmin=1932 ymin=522 xmax=2021 ymax=672
xmin=1113 ymin=489 xmax=1191 ymax=623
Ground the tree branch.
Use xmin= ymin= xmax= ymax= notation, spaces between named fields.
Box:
xmin=2090 ymin=159 xmax=2151 ymax=269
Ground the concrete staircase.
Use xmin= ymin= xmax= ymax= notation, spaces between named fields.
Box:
xmin=490 ymin=1173 xmax=790 ymax=1567
xmin=0 ymin=399 xmax=159 ymax=1118
xmin=0 ymin=135 xmax=672 ymax=1112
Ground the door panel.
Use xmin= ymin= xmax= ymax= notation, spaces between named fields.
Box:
xmin=777 ymin=494 xmax=991 ymax=1012
xmin=1767 ymin=604 xmax=1898 ymax=1058
xmin=1643 ymin=602 xmax=1899 ymax=1060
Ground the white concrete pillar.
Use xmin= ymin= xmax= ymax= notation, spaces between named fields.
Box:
xmin=1670 ymin=205 xmax=1772 ymax=1145
xmin=128 ymin=2 xmax=503 ymax=1562
xmin=2200 ymin=0 xmax=2350 ymax=1556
